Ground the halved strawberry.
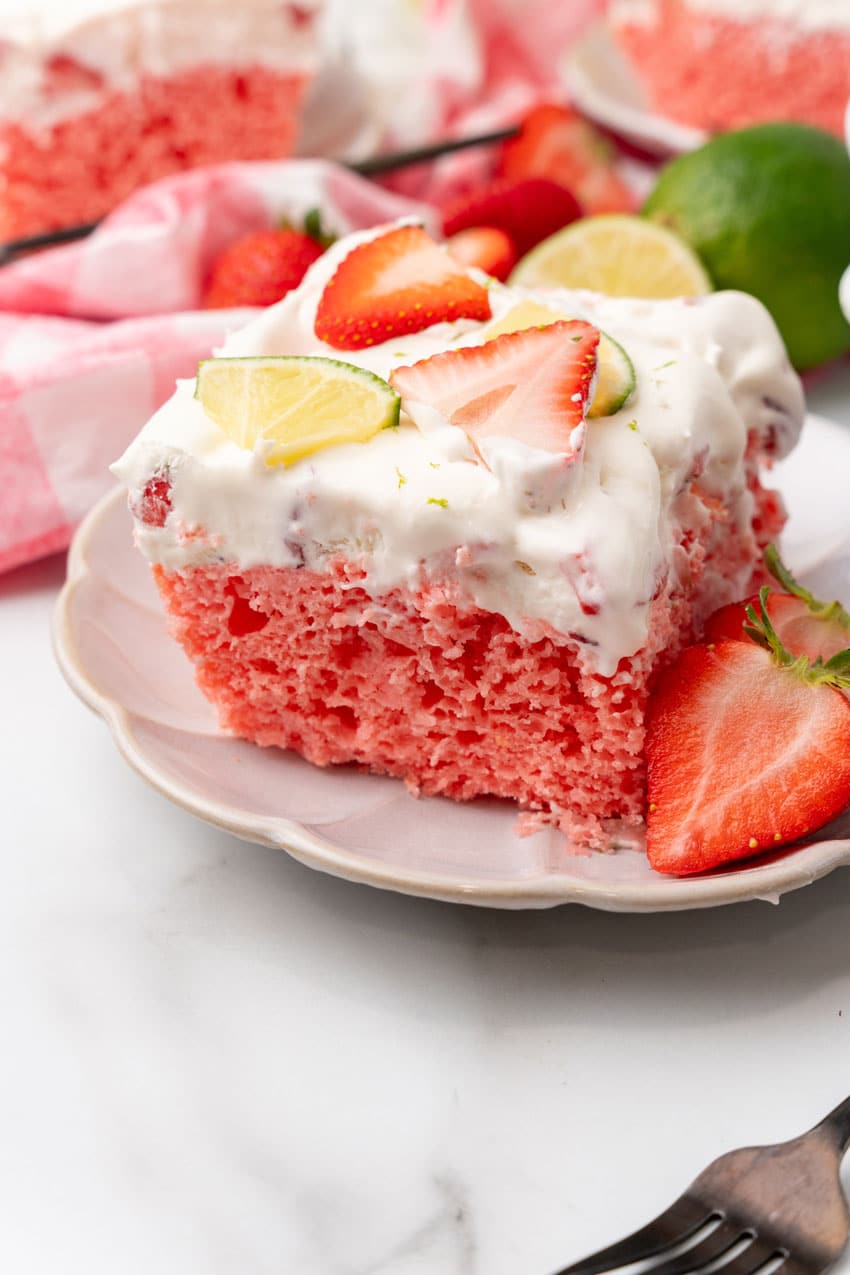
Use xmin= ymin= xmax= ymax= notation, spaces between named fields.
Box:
xmin=704 ymin=545 xmax=850 ymax=663
xmin=646 ymin=591 xmax=850 ymax=876
xmin=445 ymin=226 xmax=518 ymax=282
xmin=390 ymin=320 xmax=599 ymax=457
xmin=204 ymin=228 xmax=324 ymax=309
xmin=314 ymin=225 xmax=491 ymax=351
xmin=499 ymin=103 xmax=635 ymax=216
xmin=441 ymin=177 xmax=581 ymax=258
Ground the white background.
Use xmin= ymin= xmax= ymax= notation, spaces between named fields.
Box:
xmin=1 ymin=363 xmax=849 ymax=1275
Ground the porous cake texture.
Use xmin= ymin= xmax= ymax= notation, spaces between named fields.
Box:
xmin=114 ymin=225 xmax=806 ymax=848
xmin=610 ymin=0 xmax=850 ymax=137
xmin=0 ymin=1 xmax=316 ymax=238
xmin=151 ymin=474 xmax=783 ymax=847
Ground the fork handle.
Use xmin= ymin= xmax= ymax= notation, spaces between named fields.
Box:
xmin=816 ymin=1095 xmax=850 ymax=1154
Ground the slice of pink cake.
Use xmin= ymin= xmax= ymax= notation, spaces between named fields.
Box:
xmin=0 ymin=1 xmax=317 ymax=240
xmin=114 ymin=223 xmax=805 ymax=851
xmin=609 ymin=0 xmax=850 ymax=138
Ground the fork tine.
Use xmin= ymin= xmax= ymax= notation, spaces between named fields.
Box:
xmin=645 ymin=1220 xmax=749 ymax=1275
xmin=697 ymin=1242 xmax=789 ymax=1275
xmin=551 ymin=1196 xmax=716 ymax=1275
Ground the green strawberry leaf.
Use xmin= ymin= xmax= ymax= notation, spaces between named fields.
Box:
xmin=765 ymin=543 xmax=850 ymax=629
xmin=304 ymin=207 xmax=337 ymax=249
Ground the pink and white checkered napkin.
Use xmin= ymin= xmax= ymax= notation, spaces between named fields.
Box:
xmin=0 ymin=0 xmax=606 ymax=577
xmin=370 ymin=0 xmax=604 ymax=205
xmin=0 ymin=161 xmax=435 ymax=577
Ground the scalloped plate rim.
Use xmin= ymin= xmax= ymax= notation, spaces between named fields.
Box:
xmin=563 ymin=20 xmax=709 ymax=157
xmin=52 ymin=472 xmax=850 ymax=914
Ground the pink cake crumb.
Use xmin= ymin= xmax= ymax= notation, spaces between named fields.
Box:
xmin=0 ymin=63 xmax=308 ymax=239
xmin=150 ymin=456 xmax=784 ymax=849
xmin=612 ymin=0 xmax=850 ymax=137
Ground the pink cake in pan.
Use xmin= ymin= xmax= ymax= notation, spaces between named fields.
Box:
xmin=113 ymin=223 xmax=805 ymax=852
xmin=609 ymin=0 xmax=850 ymax=137
xmin=0 ymin=0 xmax=317 ymax=239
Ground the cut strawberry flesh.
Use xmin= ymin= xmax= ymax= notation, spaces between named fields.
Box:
xmin=133 ymin=476 xmax=172 ymax=527
xmin=390 ymin=320 xmax=599 ymax=456
xmin=314 ymin=225 xmax=491 ymax=351
xmin=445 ymin=226 xmax=518 ymax=282
xmin=646 ymin=639 xmax=850 ymax=876
xmin=705 ymin=592 xmax=850 ymax=664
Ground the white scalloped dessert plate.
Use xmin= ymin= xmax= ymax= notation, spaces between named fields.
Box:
xmin=563 ymin=21 xmax=708 ymax=157
xmin=53 ymin=414 xmax=850 ymax=911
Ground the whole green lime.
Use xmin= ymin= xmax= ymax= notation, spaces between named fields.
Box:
xmin=643 ymin=124 xmax=850 ymax=371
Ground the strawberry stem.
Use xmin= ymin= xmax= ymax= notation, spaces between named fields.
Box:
xmin=744 ymin=586 xmax=801 ymax=666
xmin=745 ymin=585 xmax=850 ymax=689
xmin=765 ymin=543 xmax=850 ymax=628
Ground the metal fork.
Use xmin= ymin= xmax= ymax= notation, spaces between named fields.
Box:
xmin=553 ymin=1097 xmax=850 ymax=1275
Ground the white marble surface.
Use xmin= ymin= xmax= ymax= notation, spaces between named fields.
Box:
xmin=2 ymin=362 xmax=850 ymax=1275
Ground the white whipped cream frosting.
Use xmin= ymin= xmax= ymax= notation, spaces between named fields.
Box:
xmin=610 ymin=0 xmax=850 ymax=31
xmin=114 ymin=221 xmax=805 ymax=677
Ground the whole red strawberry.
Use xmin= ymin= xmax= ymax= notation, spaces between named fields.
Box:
xmin=646 ymin=588 xmax=850 ymax=876
xmin=204 ymin=228 xmax=324 ymax=309
xmin=705 ymin=544 xmax=850 ymax=664
xmin=499 ymin=103 xmax=635 ymax=216
xmin=442 ymin=177 xmax=581 ymax=258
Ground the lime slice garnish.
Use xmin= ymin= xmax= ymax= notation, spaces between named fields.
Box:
xmin=196 ymin=355 xmax=400 ymax=466
xmin=587 ymin=331 xmax=635 ymax=418
xmin=483 ymin=299 xmax=566 ymax=341
xmin=509 ymin=214 xmax=712 ymax=299
xmin=483 ymin=300 xmax=636 ymax=418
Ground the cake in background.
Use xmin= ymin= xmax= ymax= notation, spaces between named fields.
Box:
xmin=608 ymin=0 xmax=850 ymax=138
xmin=0 ymin=0 xmax=319 ymax=239
xmin=113 ymin=222 xmax=805 ymax=852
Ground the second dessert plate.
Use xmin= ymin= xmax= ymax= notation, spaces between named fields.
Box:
xmin=562 ymin=21 xmax=708 ymax=157
xmin=53 ymin=414 xmax=850 ymax=912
